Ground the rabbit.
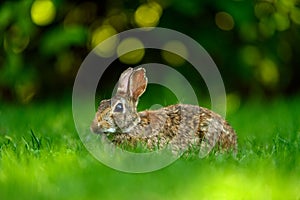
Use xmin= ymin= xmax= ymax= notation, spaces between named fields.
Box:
xmin=90 ymin=67 xmax=237 ymax=157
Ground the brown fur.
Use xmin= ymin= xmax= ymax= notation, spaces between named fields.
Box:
xmin=90 ymin=68 xmax=237 ymax=156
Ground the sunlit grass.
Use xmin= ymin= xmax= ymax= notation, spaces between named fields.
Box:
xmin=0 ymin=96 xmax=299 ymax=199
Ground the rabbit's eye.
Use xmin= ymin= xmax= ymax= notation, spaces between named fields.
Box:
xmin=114 ymin=103 xmax=124 ymax=113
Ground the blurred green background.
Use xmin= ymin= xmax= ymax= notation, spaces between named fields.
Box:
xmin=1 ymin=0 xmax=300 ymax=104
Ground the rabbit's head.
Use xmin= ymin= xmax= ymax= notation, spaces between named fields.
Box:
xmin=91 ymin=67 xmax=147 ymax=134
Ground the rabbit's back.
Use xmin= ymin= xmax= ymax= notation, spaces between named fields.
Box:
xmin=160 ymin=104 xmax=237 ymax=154
xmin=110 ymin=104 xmax=237 ymax=155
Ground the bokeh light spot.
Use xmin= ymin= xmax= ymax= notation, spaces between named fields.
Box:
xmin=258 ymin=18 xmax=276 ymax=38
xmin=161 ymin=40 xmax=188 ymax=66
xmin=279 ymin=0 xmax=295 ymax=10
xmin=15 ymin=82 xmax=36 ymax=104
xmin=258 ymin=58 xmax=279 ymax=87
xmin=254 ymin=2 xmax=275 ymax=19
xmin=106 ymin=11 xmax=128 ymax=31
xmin=31 ymin=0 xmax=56 ymax=26
xmin=117 ymin=38 xmax=145 ymax=64
xmin=215 ymin=12 xmax=235 ymax=31
xmin=134 ymin=2 xmax=162 ymax=27
xmin=55 ymin=52 xmax=74 ymax=75
xmin=3 ymin=25 xmax=30 ymax=54
xmin=273 ymin=13 xmax=290 ymax=31
xmin=241 ymin=45 xmax=261 ymax=67
xmin=291 ymin=7 xmax=300 ymax=25
xmin=91 ymin=25 xmax=119 ymax=57
xmin=227 ymin=93 xmax=241 ymax=114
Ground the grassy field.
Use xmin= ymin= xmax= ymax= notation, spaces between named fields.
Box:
xmin=0 ymin=96 xmax=299 ymax=200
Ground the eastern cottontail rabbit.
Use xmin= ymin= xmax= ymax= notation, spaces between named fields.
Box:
xmin=91 ymin=67 xmax=237 ymax=157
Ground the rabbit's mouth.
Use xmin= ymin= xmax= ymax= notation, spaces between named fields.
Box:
xmin=101 ymin=127 xmax=117 ymax=133
xmin=90 ymin=126 xmax=117 ymax=135
xmin=90 ymin=119 xmax=117 ymax=134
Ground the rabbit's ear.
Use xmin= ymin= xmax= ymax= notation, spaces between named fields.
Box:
xmin=129 ymin=68 xmax=147 ymax=102
xmin=116 ymin=68 xmax=134 ymax=95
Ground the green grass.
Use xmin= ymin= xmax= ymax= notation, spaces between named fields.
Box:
xmin=0 ymin=96 xmax=300 ymax=200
